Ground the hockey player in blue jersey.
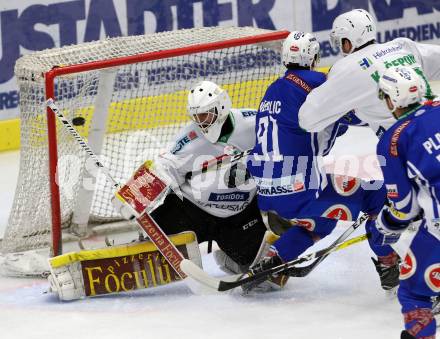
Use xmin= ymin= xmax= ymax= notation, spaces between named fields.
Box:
xmin=372 ymin=66 xmax=440 ymax=339
xmin=245 ymin=31 xmax=397 ymax=292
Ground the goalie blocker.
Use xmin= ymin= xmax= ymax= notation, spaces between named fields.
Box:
xmin=47 ymin=232 xmax=201 ymax=301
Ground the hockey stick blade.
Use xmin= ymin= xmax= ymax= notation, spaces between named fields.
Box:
xmin=181 ymin=233 xmax=369 ymax=292
xmin=288 ymin=212 xmax=370 ymax=278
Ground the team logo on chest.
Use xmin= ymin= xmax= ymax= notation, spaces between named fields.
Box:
xmin=289 ymin=218 xmax=315 ymax=232
xmin=332 ymin=175 xmax=361 ymax=196
xmin=385 ymin=184 xmax=399 ymax=199
xmin=322 ymin=204 xmax=352 ymax=221
xmin=424 ymin=263 xmax=440 ymax=293
xmin=400 ymin=249 xmax=417 ymax=280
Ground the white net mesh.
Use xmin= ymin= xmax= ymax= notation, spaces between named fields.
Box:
xmin=2 ymin=26 xmax=285 ymax=255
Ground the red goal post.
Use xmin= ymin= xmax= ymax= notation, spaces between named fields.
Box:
xmin=2 ymin=27 xmax=288 ymax=275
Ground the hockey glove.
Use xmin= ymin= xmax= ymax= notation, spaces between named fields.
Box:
xmin=372 ymin=208 xmax=407 ymax=246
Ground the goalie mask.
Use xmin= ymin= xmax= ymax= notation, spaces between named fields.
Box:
xmin=282 ymin=31 xmax=320 ymax=68
xmin=187 ymin=81 xmax=232 ymax=143
xmin=330 ymin=9 xmax=376 ymax=56
xmin=378 ymin=66 xmax=425 ymax=114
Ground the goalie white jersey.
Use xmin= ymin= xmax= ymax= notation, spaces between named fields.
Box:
xmin=157 ymin=108 xmax=257 ymax=218
xmin=299 ymin=38 xmax=440 ymax=136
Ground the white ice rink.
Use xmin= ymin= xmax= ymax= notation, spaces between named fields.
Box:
xmin=0 ymin=84 xmax=439 ymax=338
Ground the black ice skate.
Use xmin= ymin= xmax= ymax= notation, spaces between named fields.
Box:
xmin=242 ymin=254 xmax=288 ymax=293
xmin=371 ymin=257 xmax=400 ymax=291
xmin=401 ymin=330 xmax=416 ymax=339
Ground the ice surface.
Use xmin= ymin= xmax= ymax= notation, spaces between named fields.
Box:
xmin=1 ymin=81 xmax=439 ymax=338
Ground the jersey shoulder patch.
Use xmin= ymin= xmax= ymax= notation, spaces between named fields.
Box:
xmin=171 ymin=130 xmax=198 ymax=154
xmin=389 ymin=120 xmax=411 ymax=157
xmin=284 ymin=73 xmax=312 ymax=93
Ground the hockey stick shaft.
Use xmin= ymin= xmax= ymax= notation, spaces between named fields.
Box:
xmin=217 ymin=232 xmax=370 ymax=291
xmin=289 ymin=212 xmax=370 ymax=278
xmin=47 ymin=99 xmax=120 ymax=190
xmin=180 ymin=212 xmax=370 ymax=291
xmin=47 ymin=98 xmax=188 ymax=279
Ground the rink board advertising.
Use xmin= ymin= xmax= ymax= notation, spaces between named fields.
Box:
xmin=0 ymin=1 xmax=438 ymax=121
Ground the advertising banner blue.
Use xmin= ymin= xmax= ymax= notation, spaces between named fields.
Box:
xmin=0 ymin=0 xmax=439 ymax=119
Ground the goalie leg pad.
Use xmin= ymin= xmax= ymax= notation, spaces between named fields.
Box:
xmin=47 ymin=232 xmax=201 ymax=301
xmin=213 ymin=249 xmax=249 ymax=275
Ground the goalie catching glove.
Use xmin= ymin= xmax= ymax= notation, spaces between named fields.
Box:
xmin=47 ymin=232 xmax=201 ymax=301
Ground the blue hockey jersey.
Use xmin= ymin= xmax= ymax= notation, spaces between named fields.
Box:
xmin=247 ymin=69 xmax=349 ymax=218
xmin=377 ymin=101 xmax=440 ymax=240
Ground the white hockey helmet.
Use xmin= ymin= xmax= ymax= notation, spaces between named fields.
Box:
xmin=378 ymin=67 xmax=425 ymax=113
xmin=187 ymin=81 xmax=232 ymax=143
xmin=282 ymin=31 xmax=320 ymax=68
xmin=330 ymin=9 xmax=376 ymax=55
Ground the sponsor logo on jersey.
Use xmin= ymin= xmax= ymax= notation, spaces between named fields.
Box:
xmin=371 ymin=45 xmax=403 ymax=60
xmin=200 ymin=201 xmax=249 ymax=212
xmin=390 ymin=120 xmax=411 ymax=157
xmin=385 ymin=184 xmax=399 ymax=199
xmin=208 ymin=192 xmax=250 ymax=202
xmin=424 ymin=263 xmax=440 ymax=293
xmin=255 ymin=175 xmax=305 ymax=196
xmin=256 ymin=181 xmax=305 ymax=196
xmin=383 ymin=54 xmax=416 ymax=69
xmin=332 ymin=175 xmax=360 ymax=196
xmin=400 ymin=249 xmax=416 ymax=280
xmin=322 ymin=204 xmax=352 ymax=221
xmin=171 ymin=130 xmax=198 ymax=154
xmin=285 ymin=73 xmax=312 ymax=93
xmin=358 ymin=57 xmax=373 ymax=70
xmin=289 ymin=218 xmax=315 ymax=232
xmin=241 ymin=110 xmax=257 ymax=117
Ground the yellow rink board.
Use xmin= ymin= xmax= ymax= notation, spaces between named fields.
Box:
xmin=0 ymin=66 xmax=334 ymax=153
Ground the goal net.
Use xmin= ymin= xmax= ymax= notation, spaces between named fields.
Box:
xmin=1 ymin=26 xmax=287 ymax=275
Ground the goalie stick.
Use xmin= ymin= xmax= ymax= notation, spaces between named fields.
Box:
xmin=47 ymin=98 xmax=188 ymax=279
xmin=181 ymin=212 xmax=370 ymax=291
